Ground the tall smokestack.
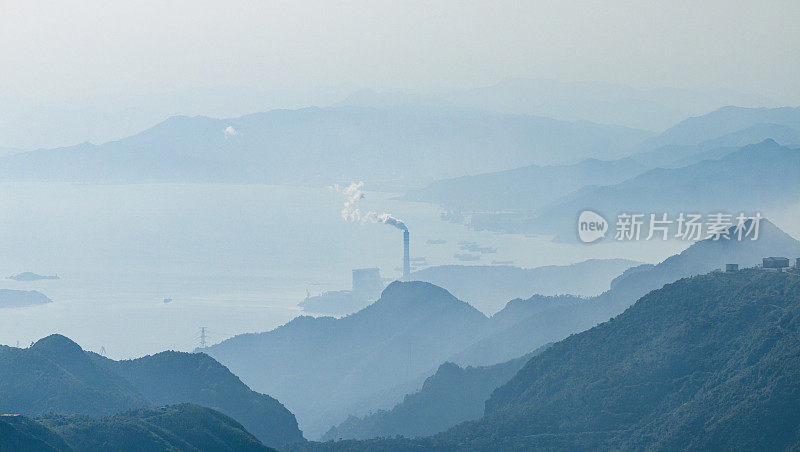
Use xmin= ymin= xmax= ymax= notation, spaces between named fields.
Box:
xmin=403 ymin=229 xmax=410 ymax=281
xmin=338 ymin=182 xmax=411 ymax=280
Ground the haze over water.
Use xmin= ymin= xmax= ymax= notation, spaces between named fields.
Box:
xmin=4 ymin=181 xmax=795 ymax=358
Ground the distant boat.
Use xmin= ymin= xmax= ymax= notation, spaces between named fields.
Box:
xmin=163 ymin=298 xmax=173 ymax=304
xmin=453 ymin=253 xmax=481 ymax=262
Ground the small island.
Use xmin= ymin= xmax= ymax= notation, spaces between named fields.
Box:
xmin=9 ymin=272 xmax=59 ymax=281
xmin=0 ymin=289 xmax=53 ymax=308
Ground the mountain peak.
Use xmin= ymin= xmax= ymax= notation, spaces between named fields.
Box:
xmin=30 ymin=334 xmax=83 ymax=356
xmin=374 ymin=281 xmax=471 ymax=312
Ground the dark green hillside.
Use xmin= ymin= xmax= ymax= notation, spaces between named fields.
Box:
xmin=42 ymin=404 xmax=274 ymax=452
xmin=1 ymin=404 xmax=275 ymax=452
xmin=94 ymin=351 xmax=304 ymax=448
xmin=287 ymin=270 xmax=800 ymax=450
xmin=455 ymin=270 xmax=800 ymax=449
xmin=0 ymin=335 xmax=149 ymax=417
xmin=0 ymin=415 xmax=71 ymax=451
xmin=0 ymin=335 xmax=303 ymax=449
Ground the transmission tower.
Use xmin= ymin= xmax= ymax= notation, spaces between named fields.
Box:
xmin=199 ymin=326 xmax=207 ymax=348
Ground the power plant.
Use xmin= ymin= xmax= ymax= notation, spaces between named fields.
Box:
xmin=403 ymin=229 xmax=410 ymax=281
xmin=352 ymin=268 xmax=383 ymax=300
xmin=338 ymin=181 xmax=410 ymax=281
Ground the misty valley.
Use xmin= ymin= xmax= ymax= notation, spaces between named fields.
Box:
xmin=3 ymin=101 xmax=800 ymax=452
xmin=2 ymin=2 xmax=800 ymax=451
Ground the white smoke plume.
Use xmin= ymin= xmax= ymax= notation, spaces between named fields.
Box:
xmin=378 ymin=213 xmax=407 ymax=231
xmin=340 ymin=182 xmax=407 ymax=231
xmin=223 ymin=125 xmax=238 ymax=137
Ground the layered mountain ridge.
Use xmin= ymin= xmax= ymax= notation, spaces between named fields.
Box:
xmin=0 ymin=334 xmax=303 ymax=449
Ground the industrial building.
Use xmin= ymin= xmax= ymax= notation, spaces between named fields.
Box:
xmin=352 ymin=268 xmax=383 ymax=302
xmin=763 ymin=257 xmax=790 ymax=269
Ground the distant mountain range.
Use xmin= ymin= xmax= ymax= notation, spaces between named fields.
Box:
xmin=403 ymin=106 xmax=800 ymax=219
xmin=401 ymin=158 xmax=648 ymax=212
xmin=635 ymin=105 xmax=800 ymax=152
xmin=454 ymin=219 xmax=800 ymax=367
xmin=0 ymin=403 xmax=274 ymax=452
xmin=340 ymin=79 xmax=777 ymax=132
xmin=631 ymin=121 xmax=800 ymax=168
xmin=288 ymin=268 xmax=800 ymax=450
xmin=0 ymin=106 xmax=650 ymax=187
xmin=2 ymin=103 xmax=794 ymax=196
xmin=1 ymin=78 xmax=774 ymax=151
xmin=0 ymin=335 xmax=303 ymax=449
xmin=410 ymin=259 xmax=640 ymax=314
xmin=530 ymin=139 xmax=800 ymax=240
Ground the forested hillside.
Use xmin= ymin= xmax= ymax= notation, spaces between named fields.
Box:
xmin=289 ymin=269 xmax=800 ymax=450
xmin=0 ymin=335 xmax=303 ymax=449
xmin=322 ymin=350 xmax=545 ymax=441
xmin=0 ymin=404 xmax=274 ymax=452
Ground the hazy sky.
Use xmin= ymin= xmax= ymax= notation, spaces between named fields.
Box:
xmin=2 ymin=0 xmax=799 ymax=107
